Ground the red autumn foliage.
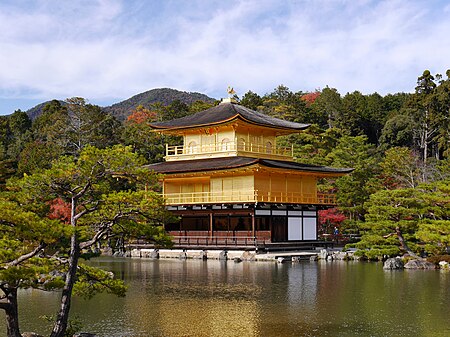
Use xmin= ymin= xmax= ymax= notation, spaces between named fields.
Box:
xmin=48 ymin=198 xmax=71 ymax=224
xmin=301 ymin=92 xmax=320 ymax=105
xmin=318 ymin=208 xmax=347 ymax=226
xmin=126 ymin=107 xmax=157 ymax=124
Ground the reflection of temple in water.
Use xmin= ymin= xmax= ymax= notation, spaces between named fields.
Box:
xmin=122 ymin=260 xmax=270 ymax=337
xmin=287 ymin=263 xmax=318 ymax=306
xmin=119 ymin=260 xmax=323 ymax=337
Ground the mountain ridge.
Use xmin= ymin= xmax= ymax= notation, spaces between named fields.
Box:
xmin=24 ymin=88 xmax=216 ymax=121
xmin=103 ymin=88 xmax=216 ymax=121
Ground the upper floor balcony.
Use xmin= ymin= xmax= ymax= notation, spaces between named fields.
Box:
xmin=163 ymin=190 xmax=336 ymax=206
xmin=165 ymin=141 xmax=294 ymax=161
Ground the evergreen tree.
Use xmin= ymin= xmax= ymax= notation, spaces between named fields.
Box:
xmin=326 ymin=135 xmax=380 ymax=221
xmin=4 ymin=145 xmax=173 ymax=337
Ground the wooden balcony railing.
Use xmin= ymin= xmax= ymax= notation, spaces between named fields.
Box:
xmin=163 ymin=190 xmax=336 ymax=205
xmin=170 ymin=235 xmax=265 ymax=247
xmin=165 ymin=141 xmax=293 ymax=161
xmin=168 ymin=230 xmax=271 ymax=247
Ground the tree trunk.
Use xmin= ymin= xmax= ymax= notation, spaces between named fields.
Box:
xmin=51 ymin=197 xmax=80 ymax=337
xmin=50 ymin=235 xmax=80 ymax=337
xmin=395 ymin=226 xmax=421 ymax=259
xmin=1 ymin=287 xmax=21 ymax=337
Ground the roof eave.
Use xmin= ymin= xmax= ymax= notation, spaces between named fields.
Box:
xmin=150 ymin=115 xmax=310 ymax=133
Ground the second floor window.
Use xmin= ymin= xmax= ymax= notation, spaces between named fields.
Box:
xmin=237 ymin=138 xmax=246 ymax=151
xmin=221 ymin=138 xmax=230 ymax=151
xmin=187 ymin=141 xmax=198 ymax=154
xmin=266 ymin=141 xmax=273 ymax=154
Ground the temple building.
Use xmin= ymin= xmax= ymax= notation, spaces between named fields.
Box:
xmin=147 ymin=98 xmax=352 ymax=250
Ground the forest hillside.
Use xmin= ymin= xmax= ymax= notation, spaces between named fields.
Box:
xmin=22 ymin=88 xmax=216 ymax=121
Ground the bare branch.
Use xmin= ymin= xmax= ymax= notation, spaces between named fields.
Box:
xmin=6 ymin=243 xmax=46 ymax=268
xmin=49 ymin=256 xmax=69 ymax=265
xmin=74 ymin=201 xmax=99 ymax=221
xmin=79 ymin=211 xmax=131 ymax=249
xmin=74 ymin=180 xmax=92 ymax=200
xmin=79 ymin=227 xmax=111 ymax=250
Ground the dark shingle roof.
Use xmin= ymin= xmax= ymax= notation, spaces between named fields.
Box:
xmin=150 ymin=102 xmax=309 ymax=131
xmin=146 ymin=156 xmax=353 ymax=175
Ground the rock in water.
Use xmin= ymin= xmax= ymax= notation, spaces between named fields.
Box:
xmin=241 ymin=251 xmax=256 ymax=261
xmin=383 ymin=257 xmax=404 ymax=270
xmin=404 ymin=259 xmax=436 ymax=269
xmin=218 ymin=251 xmax=227 ymax=260
xmin=319 ymin=249 xmax=328 ymax=260
xmin=439 ymin=261 xmax=449 ymax=269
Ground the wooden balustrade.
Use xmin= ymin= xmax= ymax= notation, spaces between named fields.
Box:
xmin=165 ymin=141 xmax=293 ymax=161
xmin=163 ymin=190 xmax=336 ymax=205
xmin=169 ymin=234 xmax=267 ymax=247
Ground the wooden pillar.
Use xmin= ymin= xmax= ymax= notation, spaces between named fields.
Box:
xmin=251 ymin=213 xmax=255 ymax=238
xmin=209 ymin=213 xmax=213 ymax=238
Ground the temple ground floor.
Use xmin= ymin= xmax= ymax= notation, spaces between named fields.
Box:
xmin=162 ymin=202 xmax=333 ymax=251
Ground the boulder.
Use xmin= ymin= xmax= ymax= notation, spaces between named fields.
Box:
xmin=333 ymin=251 xmax=348 ymax=260
xmin=241 ymin=251 xmax=256 ymax=261
xmin=310 ymin=255 xmax=318 ymax=261
xmin=404 ymin=259 xmax=436 ymax=269
xmin=383 ymin=257 xmax=404 ymax=270
xmin=439 ymin=261 xmax=449 ymax=269
xmin=130 ymin=249 xmax=141 ymax=258
xmin=139 ymin=249 xmax=153 ymax=258
xmin=218 ymin=250 xmax=227 ymax=260
xmin=319 ymin=249 xmax=328 ymax=260
xmin=149 ymin=249 xmax=159 ymax=259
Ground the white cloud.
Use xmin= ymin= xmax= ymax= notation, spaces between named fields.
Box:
xmin=0 ymin=0 xmax=449 ymax=110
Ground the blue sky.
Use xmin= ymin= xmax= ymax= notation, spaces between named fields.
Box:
xmin=1 ymin=0 xmax=450 ymax=115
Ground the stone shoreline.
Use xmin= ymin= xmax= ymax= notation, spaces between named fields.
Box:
xmin=126 ymin=247 xmax=356 ymax=262
xmin=124 ymin=248 xmax=450 ymax=269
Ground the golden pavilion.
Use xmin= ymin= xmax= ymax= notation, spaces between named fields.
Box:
xmin=147 ymin=98 xmax=352 ymax=249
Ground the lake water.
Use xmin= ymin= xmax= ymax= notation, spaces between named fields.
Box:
xmin=4 ymin=258 xmax=450 ymax=336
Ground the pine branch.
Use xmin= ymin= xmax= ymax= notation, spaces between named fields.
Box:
xmin=6 ymin=243 xmax=46 ymax=268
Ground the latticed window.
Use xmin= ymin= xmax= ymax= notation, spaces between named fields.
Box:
xmin=221 ymin=138 xmax=230 ymax=151
xmin=266 ymin=141 xmax=273 ymax=154
xmin=187 ymin=141 xmax=198 ymax=153
xmin=237 ymin=138 xmax=246 ymax=151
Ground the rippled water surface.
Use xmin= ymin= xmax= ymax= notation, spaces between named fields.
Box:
xmin=5 ymin=258 xmax=450 ymax=336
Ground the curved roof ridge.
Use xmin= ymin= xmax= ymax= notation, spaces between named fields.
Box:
xmin=146 ymin=156 xmax=353 ymax=175
xmin=259 ymin=158 xmax=354 ymax=173
xmin=150 ymin=102 xmax=309 ymax=131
